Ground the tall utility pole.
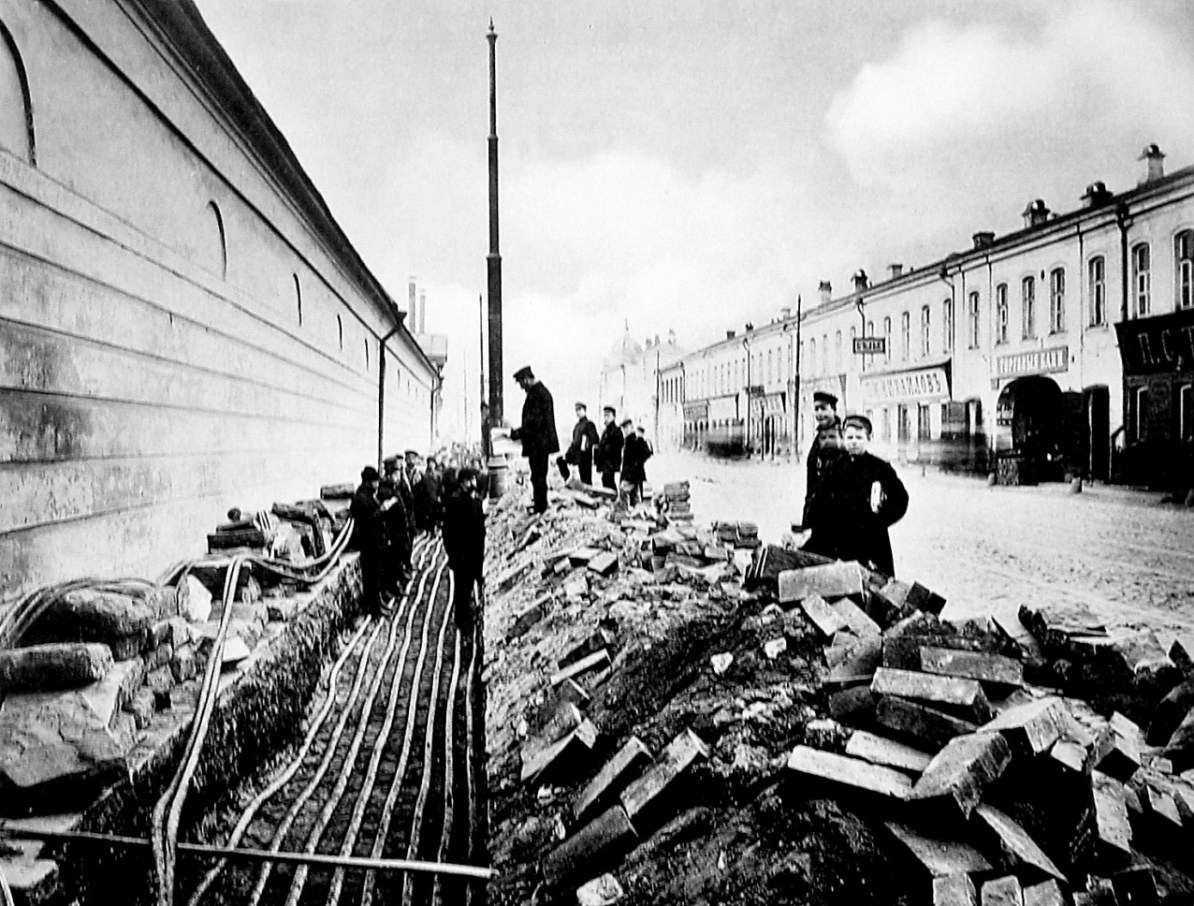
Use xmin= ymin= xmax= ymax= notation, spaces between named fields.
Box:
xmin=486 ymin=20 xmax=503 ymax=428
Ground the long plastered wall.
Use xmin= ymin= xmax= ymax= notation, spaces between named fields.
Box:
xmin=0 ymin=0 xmax=436 ymax=606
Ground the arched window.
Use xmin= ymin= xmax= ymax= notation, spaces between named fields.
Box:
xmin=293 ymin=274 xmax=303 ymax=326
xmin=1176 ymin=231 xmax=1194 ymax=310
xmin=1021 ymin=276 xmax=1035 ymax=338
xmin=995 ymin=284 xmax=1009 ymax=344
xmin=1132 ymin=242 xmax=1150 ymax=317
xmin=1088 ymin=257 xmax=1106 ymax=326
xmin=883 ymin=316 xmax=892 ymax=363
xmin=206 ymin=201 xmax=227 ymax=278
xmin=0 ymin=22 xmax=35 ymax=163
xmin=336 ymin=313 xmax=344 ymax=350
xmin=1049 ymin=267 xmax=1065 ymax=333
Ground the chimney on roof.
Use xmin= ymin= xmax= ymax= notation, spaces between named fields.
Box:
xmin=726 ymin=329 xmax=736 ymax=340
xmin=408 ymin=278 xmax=417 ymax=326
xmin=973 ymin=231 xmax=995 ymax=250
xmin=779 ymin=306 xmax=791 ymax=320
xmin=887 ymin=263 xmax=904 ymax=280
xmin=418 ymin=290 xmax=427 ymax=334
xmin=1022 ymin=199 xmax=1050 ymax=228
xmin=1081 ymin=181 xmax=1112 ymax=208
xmin=852 ymin=269 xmax=869 ymax=292
xmin=667 ymin=329 xmax=676 ymax=345
xmin=818 ymin=280 xmax=832 ymax=307
xmin=1139 ymin=144 xmax=1165 ymax=184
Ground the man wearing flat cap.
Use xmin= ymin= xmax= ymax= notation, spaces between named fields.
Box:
xmin=804 ymin=413 xmax=908 ymax=577
xmin=510 ymin=366 xmax=559 ymax=513
xmin=350 ymin=466 xmax=387 ymax=616
xmin=561 ymin=402 xmax=601 ymax=486
xmin=594 ymin=405 xmax=623 ymax=492
xmin=799 ymin=390 xmax=843 ymax=530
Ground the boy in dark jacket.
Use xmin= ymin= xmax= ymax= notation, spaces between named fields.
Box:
xmin=441 ymin=468 xmax=486 ymax=640
xmin=619 ymin=420 xmax=653 ymax=507
xmin=594 ymin=406 xmax=623 ymax=492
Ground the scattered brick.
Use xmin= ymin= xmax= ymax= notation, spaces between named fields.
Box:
xmin=560 ymin=629 xmax=618 ymax=670
xmin=122 ymin=688 xmax=155 ymax=730
xmin=910 ymin=732 xmax=1012 ymax=819
xmin=1091 ymin=771 xmax=1133 ymax=864
xmin=876 ymin=696 xmax=980 ymax=750
xmin=981 ymin=697 xmax=1067 ymax=758
xmin=919 ymin=647 xmax=1024 ymax=691
xmin=521 ymin=718 xmax=598 ymax=786
xmin=884 ymin=821 xmax=991 ymax=878
xmin=830 ymin=598 xmax=882 ymax=639
xmin=828 ymin=686 xmax=875 ymax=722
xmin=574 ymin=736 xmax=653 ymax=823
xmin=979 ymin=876 xmax=1022 ymax=906
xmin=974 ymin=803 xmax=1066 ymax=882
xmin=798 ymin=594 xmax=847 ymax=639
xmin=543 ymin=804 xmax=637 ymax=889
xmin=1161 ymin=703 xmax=1194 ymax=773
xmin=552 ymin=650 xmax=611 ymax=687
xmin=1022 ymin=880 xmax=1065 ymax=906
xmin=844 ymin=730 xmax=932 ymax=773
xmin=778 ymin=561 xmax=865 ymax=604
xmin=786 ymin=745 xmax=913 ymax=802
xmin=932 ymin=874 xmax=978 ymax=906
xmin=1147 ymin=678 xmax=1194 ymax=746
xmin=621 ymin=729 xmax=709 ymax=826
xmin=587 ymin=552 xmax=619 ymax=577
xmin=872 ymin=667 xmax=993 ymax=723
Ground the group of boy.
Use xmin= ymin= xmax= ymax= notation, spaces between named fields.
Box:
xmin=797 ymin=390 xmax=910 ymax=578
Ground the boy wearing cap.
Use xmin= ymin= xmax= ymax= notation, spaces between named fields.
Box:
xmin=805 ymin=414 xmax=908 ymax=577
xmin=620 ymin=419 xmax=653 ymax=506
xmin=442 ymin=468 xmax=486 ymax=643
xmin=595 ymin=406 xmax=624 ymax=492
xmin=562 ymin=402 xmax=601 ymax=485
xmin=510 ymin=366 xmax=560 ymax=514
xmin=799 ymin=390 xmax=843 ymax=528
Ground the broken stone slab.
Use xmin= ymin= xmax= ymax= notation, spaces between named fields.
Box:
xmin=577 ymin=872 xmax=624 ymax=906
xmin=574 ymin=736 xmax=653 ymax=823
xmin=884 ymin=821 xmax=991 ymax=878
xmin=919 ymin=647 xmax=1024 ymax=692
xmin=825 ymin=635 xmax=883 ymax=678
xmin=1022 ymin=880 xmax=1065 ymax=906
xmin=551 ymin=649 xmax=611 ymax=688
xmin=144 ymin=642 xmax=174 ymax=673
xmin=587 ymin=552 xmax=619 ymax=577
xmin=149 ymin=616 xmax=192 ymax=650
xmin=786 ymin=745 xmax=913 ymax=802
xmin=876 ymin=697 xmax=980 ymax=750
xmin=542 ymin=805 xmax=637 ymax=890
xmin=220 ymin=636 xmax=252 ymax=668
xmin=509 ymin=594 xmax=553 ymax=639
xmin=710 ymin=653 xmax=734 ymax=676
xmin=1018 ymin=602 xmax=1107 ymax=655
xmin=910 ymin=732 xmax=1012 ymax=820
xmin=1161 ymin=701 xmax=1194 ymax=773
xmin=831 ymin=598 xmax=882 ymax=639
xmin=872 ymin=668 xmax=993 ymax=723
xmin=1092 ymin=715 xmax=1142 ymax=783
xmin=1091 ymin=771 xmax=1133 ymax=864
xmin=0 ymin=690 xmax=133 ymax=815
xmin=1109 ymin=866 xmax=1162 ymax=906
xmin=521 ymin=719 xmax=599 ymax=787
xmin=0 ymin=643 xmax=114 ymax=693
xmin=933 ymin=874 xmax=978 ymax=906
xmin=899 ymin=581 xmax=947 ymax=616
xmin=621 ymin=729 xmax=709 ymax=827
xmin=563 ymin=574 xmax=591 ymax=599
xmin=763 ymin=637 xmax=787 ymax=660
xmin=78 ymin=657 xmax=146 ymax=728
xmin=845 ymin=730 xmax=932 ymax=773
xmin=1147 ymin=678 xmax=1194 ymax=746
xmin=122 ymin=687 xmax=155 ymax=730
xmin=973 ymin=803 xmax=1066 ymax=882
xmin=798 ymin=594 xmax=846 ymax=639
xmin=778 ymin=561 xmax=865 ymax=604
xmin=980 ymin=697 xmax=1067 ymax=759
xmin=979 ymin=876 xmax=1022 ymax=906
xmin=524 ymin=701 xmax=583 ymax=759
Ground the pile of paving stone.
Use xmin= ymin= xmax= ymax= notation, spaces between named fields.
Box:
xmin=483 ymin=476 xmax=1194 ymax=906
xmin=0 ymin=489 xmax=350 ymax=820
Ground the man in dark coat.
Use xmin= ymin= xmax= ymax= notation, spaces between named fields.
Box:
xmin=561 ymin=402 xmax=601 ymax=485
xmin=382 ymin=456 xmax=414 ymax=573
xmin=349 ymin=466 xmax=385 ymax=616
xmin=799 ymin=390 xmax=843 ymax=529
xmin=413 ymin=457 xmax=442 ymax=533
xmin=441 ymin=468 xmax=486 ymax=641
xmin=804 ymin=414 xmax=908 ymax=577
xmin=594 ymin=406 xmax=623 ymax=492
xmin=619 ymin=419 xmax=653 ymax=506
xmin=509 ymin=366 xmax=559 ymax=514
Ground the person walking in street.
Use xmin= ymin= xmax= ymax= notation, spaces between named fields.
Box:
xmin=803 ymin=414 xmax=908 ymax=577
xmin=595 ymin=405 xmax=623 ymax=492
xmin=441 ymin=467 xmax=486 ymax=644
xmin=561 ymin=402 xmax=601 ymax=486
xmin=798 ymin=390 xmax=843 ymax=531
xmin=620 ymin=419 xmax=652 ymax=506
xmin=349 ymin=466 xmax=386 ymax=617
xmin=510 ymin=365 xmax=559 ymax=514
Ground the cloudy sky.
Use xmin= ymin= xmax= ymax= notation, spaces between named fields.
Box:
xmin=195 ymin=0 xmax=1194 ymax=439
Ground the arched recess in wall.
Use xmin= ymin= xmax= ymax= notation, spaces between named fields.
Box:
xmin=293 ymin=274 xmax=303 ymax=326
xmin=206 ymin=201 xmax=227 ymax=278
xmin=0 ymin=20 xmax=36 ymax=163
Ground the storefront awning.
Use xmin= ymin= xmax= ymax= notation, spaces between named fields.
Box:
xmin=1115 ymin=307 xmax=1194 ymax=375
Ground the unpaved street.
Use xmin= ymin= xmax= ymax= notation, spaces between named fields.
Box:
xmin=649 ymin=451 xmax=1194 ymax=641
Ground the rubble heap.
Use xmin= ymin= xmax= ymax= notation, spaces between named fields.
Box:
xmin=483 ymin=478 xmax=1194 ymax=906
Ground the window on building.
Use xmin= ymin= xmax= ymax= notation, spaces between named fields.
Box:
xmin=1132 ymin=242 xmax=1151 ymax=317
xmin=1021 ymin=276 xmax=1035 ymax=339
xmin=968 ymin=291 xmax=980 ymax=348
xmin=767 ymin=349 xmax=774 ymax=383
xmin=1176 ymin=231 xmax=1194 ymax=309
xmin=207 ymin=201 xmax=228 ymax=279
xmin=920 ymin=305 xmax=931 ymax=358
xmin=0 ymin=23 xmax=35 ymax=163
xmin=1088 ymin=256 xmax=1106 ymax=326
xmin=883 ymin=316 xmax=892 ymax=363
xmin=1049 ymin=267 xmax=1065 ymax=334
xmin=1181 ymin=384 xmax=1193 ymax=442
xmin=996 ymin=284 xmax=1008 ymax=344
xmin=901 ymin=311 xmax=911 ymax=361
xmin=1134 ymin=386 xmax=1149 ymax=441
xmin=821 ymin=334 xmax=828 ymax=374
xmin=835 ymin=330 xmax=842 ymax=372
xmin=850 ymin=326 xmax=857 ymax=369
xmin=943 ymin=297 xmax=953 ymax=352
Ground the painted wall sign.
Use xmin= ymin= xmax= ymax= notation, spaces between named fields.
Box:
xmin=853 ymin=336 xmax=886 ymax=355
xmin=683 ymin=401 xmax=709 ymax=420
xmin=860 ymin=367 xmax=950 ymax=403
xmin=995 ymin=345 xmax=1069 ymax=378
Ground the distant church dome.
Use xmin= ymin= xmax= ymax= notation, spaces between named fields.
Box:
xmin=603 ymin=320 xmax=645 ymax=370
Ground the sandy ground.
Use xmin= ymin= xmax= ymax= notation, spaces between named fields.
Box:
xmin=646 ymin=451 xmax=1194 ymax=643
